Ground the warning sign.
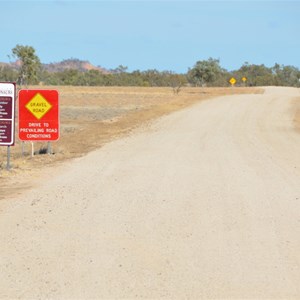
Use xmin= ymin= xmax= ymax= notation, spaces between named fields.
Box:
xmin=229 ymin=77 xmax=236 ymax=85
xmin=19 ymin=89 xmax=59 ymax=141
xmin=25 ymin=93 xmax=53 ymax=120
xmin=0 ymin=82 xmax=16 ymax=146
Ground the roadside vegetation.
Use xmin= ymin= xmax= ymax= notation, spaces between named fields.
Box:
xmin=1 ymin=44 xmax=299 ymax=88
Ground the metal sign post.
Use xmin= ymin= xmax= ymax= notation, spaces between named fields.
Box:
xmin=7 ymin=146 xmax=11 ymax=170
xmin=47 ymin=141 xmax=52 ymax=154
xmin=242 ymin=77 xmax=247 ymax=86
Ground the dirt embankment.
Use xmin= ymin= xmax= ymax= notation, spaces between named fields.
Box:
xmin=1 ymin=86 xmax=262 ymax=198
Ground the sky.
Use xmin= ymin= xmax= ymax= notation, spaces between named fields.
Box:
xmin=1 ymin=0 xmax=299 ymax=73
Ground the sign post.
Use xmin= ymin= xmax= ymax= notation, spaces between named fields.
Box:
xmin=19 ymin=90 xmax=59 ymax=151
xmin=242 ymin=77 xmax=247 ymax=86
xmin=0 ymin=82 xmax=16 ymax=170
xmin=7 ymin=146 xmax=11 ymax=170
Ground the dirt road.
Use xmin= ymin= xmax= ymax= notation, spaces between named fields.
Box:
xmin=0 ymin=87 xmax=299 ymax=299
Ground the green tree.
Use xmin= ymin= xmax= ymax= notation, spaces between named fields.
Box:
xmin=272 ymin=63 xmax=300 ymax=87
xmin=12 ymin=44 xmax=41 ymax=85
xmin=113 ymin=65 xmax=128 ymax=74
xmin=0 ymin=65 xmax=18 ymax=82
xmin=187 ymin=58 xmax=223 ymax=86
xmin=234 ymin=63 xmax=274 ymax=86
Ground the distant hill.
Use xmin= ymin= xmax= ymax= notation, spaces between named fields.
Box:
xmin=0 ymin=60 xmax=21 ymax=70
xmin=43 ymin=59 xmax=110 ymax=73
xmin=0 ymin=58 xmax=110 ymax=74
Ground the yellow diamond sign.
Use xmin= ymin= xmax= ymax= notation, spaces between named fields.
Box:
xmin=25 ymin=93 xmax=52 ymax=120
xmin=229 ymin=77 xmax=236 ymax=85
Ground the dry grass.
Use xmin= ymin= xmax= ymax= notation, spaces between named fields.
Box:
xmin=0 ymin=86 xmax=263 ymax=199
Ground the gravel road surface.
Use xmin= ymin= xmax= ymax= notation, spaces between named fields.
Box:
xmin=1 ymin=87 xmax=300 ymax=299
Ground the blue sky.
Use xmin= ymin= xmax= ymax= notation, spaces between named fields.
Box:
xmin=1 ymin=0 xmax=299 ymax=73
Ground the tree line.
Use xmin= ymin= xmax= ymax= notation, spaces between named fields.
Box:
xmin=1 ymin=45 xmax=299 ymax=88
